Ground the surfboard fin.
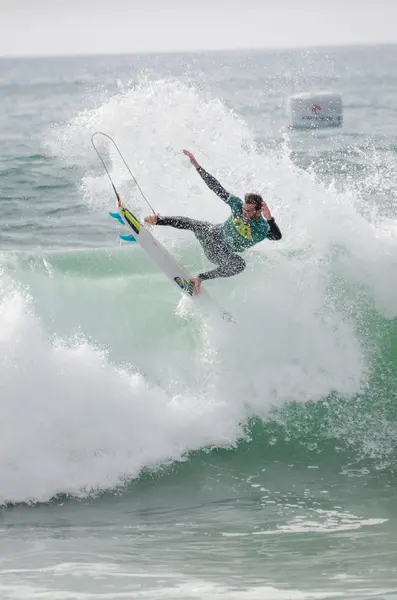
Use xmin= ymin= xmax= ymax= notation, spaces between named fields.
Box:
xmin=119 ymin=233 xmax=136 ymax=243
xmin=109 ymin=211 xmax=125 ymax=225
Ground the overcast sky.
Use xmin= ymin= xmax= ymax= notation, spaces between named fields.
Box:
xmin=2 ymin=0 xmax=397 ymax=57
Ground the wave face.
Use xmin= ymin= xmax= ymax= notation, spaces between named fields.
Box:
xmin=2 ymin=75 xmax=397 ymax=506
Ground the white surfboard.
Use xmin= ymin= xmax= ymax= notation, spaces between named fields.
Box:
xmin=111 ymin=199 xmax=234 ymax=323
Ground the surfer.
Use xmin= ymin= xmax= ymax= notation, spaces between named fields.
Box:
xmin=144 ymin=149 xmax=282 ymax=294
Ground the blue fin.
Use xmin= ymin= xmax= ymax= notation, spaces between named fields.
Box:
xmin=109 ymin=211 xmax=125 ymax=225
xmin=119 ymin=233 xmax=136 ymax=243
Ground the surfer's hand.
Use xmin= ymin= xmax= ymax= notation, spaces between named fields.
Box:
xmin=183 ymin=149 xmax=199 ymax=168
xmin=144 ymin=215 xmax=158 ymax=225
xmin=261 ymin=201 xmax=272 ymax=221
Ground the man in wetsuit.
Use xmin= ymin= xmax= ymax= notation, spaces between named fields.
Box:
xmin=144 ymin=149 xmax=282 ymax=294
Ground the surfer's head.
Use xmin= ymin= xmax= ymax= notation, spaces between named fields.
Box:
xmin=243 ymin=193 xmax=263 ymax=220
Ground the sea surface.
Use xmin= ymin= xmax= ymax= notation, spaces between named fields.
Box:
xmin=1 ymin=45 xmax=397 ymax=599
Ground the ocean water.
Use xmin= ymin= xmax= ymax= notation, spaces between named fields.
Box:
xmin=1 ymin=45 xmax=397 ymax=599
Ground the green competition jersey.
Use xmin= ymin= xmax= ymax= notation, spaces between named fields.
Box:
xmin=221 ymin=195 xmax=270 ymax=252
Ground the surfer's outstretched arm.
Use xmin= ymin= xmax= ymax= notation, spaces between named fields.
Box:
xmin=183 ymin=149 xmax=229 ymax=201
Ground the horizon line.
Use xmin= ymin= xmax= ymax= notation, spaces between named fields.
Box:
xmin=1 ymin=40 xmax=396 ymax=61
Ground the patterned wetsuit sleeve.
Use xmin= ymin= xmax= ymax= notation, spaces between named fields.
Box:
xmin=266 ymin=217 xmax=282 ymax=240
xmin=196 ymin=166 xmax=230 ymax=201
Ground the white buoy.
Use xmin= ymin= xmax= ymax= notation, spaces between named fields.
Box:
xmin=287 ymin=91 xmax=343 ymax=129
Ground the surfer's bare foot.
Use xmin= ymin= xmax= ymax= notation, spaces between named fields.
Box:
xmin=192 ymin=276 xmax=201 ymax=294
xmin=144 ymin=215 xmax=158 ymax=225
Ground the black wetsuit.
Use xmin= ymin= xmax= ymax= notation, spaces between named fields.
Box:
xmin=156 ymin=166 xmax=282 ymax=281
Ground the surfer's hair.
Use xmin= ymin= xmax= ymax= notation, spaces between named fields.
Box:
xmin=245 ymin=193 xmax=263 ymax=210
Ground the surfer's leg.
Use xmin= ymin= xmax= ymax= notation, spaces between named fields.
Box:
xmin=196 ymin=225 xmax=233 ymax=265
xmin=197 ymin=226 xmax=246 ymax=280
xmin=153 ymin=216 xmax=246 ymax=281
xmin=156 ymin=216 xmax=211 ymax=235
xmin=199 ymin=253 xmax=246 ymax=281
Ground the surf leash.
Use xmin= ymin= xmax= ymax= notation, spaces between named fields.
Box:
xmin=91 ymin=131 xmax=157 ymax=216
